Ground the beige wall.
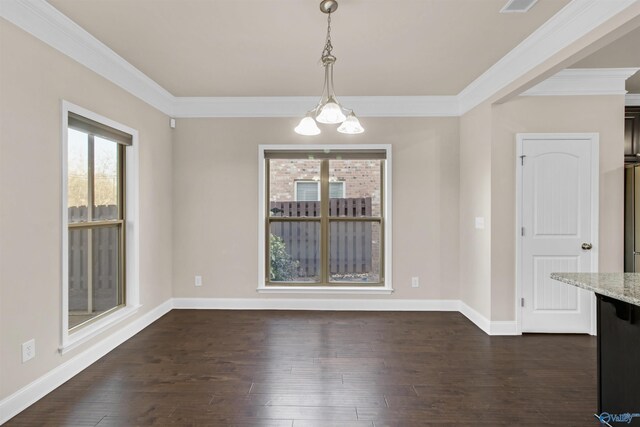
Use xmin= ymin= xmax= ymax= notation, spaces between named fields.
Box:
xmin=490 ymin=95 xmax=625 ymax=321
xmin=459 ymin=104 xmax=493 ymax=319
xmin=459 ymin=95 xmax=625 ymax=322
xmin=0 ymin=21 xmax=173 ymax=400
xmin=172 ymin=118 xmax=460 ymax=300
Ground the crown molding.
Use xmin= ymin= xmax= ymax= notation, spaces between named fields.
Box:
xmin=627 ymin=94 xmax=640 ymax=106
xmin=173 ymin=97 xmax=315 ymax=118
xmin=458 ymin=0 xmax=638 ymax=114
xmin=172 ymin=96 xmax=460 ymax=118
xmin=521 ymin=68 xmax=640 ymax=96
xmin=342 ymin=96 xmax=460 ymax=118
xmin=2 ymin=0 xmax=637 ymax=119
xmin=0 ymin=0 xmax=175 ymax=115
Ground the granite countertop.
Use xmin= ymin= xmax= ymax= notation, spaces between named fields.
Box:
xmin=550 ymin=273 xmax=640 ymax=307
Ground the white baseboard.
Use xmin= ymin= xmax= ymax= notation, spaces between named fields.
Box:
xmin=459 ymin=301 xmax=519 ymax=336
xmin=0 ymin=299 xmax=173 ymax=425
xmin=489 ymin=321 xmax=520 ymax=336
xmin=174 ymin=298 xmax=519 ymax=335
xmin=459 ymin=301 xmax=491 ymax=334
xmin=172 ymin=297 xmax=460 ymax=311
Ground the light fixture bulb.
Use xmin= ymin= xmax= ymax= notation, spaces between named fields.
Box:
xmin=294 ymin=116 xmax=321 ymax=136
xmin=337 ymin=112 xmax=364 ymax=134
xmin=316 ymin=97 xmax=347 ymax=124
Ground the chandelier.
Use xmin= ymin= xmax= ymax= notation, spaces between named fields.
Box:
xmin=294 ymin=0 xmax=364 ymax=136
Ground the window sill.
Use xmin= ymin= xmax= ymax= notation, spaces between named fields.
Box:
xmin=257 ymin=286 xmax=394 ymax=295
xmin=59 ymin=304 xmax=141 ymax=354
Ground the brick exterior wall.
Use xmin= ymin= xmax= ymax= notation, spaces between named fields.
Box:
xmin=269 ymin=159 xmax=381 ymax=216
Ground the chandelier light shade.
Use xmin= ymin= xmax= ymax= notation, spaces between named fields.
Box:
xmin=337 ymin=112 xmax=364 ymax=134
xmin=316 ymin=96 xmax=346 ymax=124
xmin=294 ymin=0 xmax=364 ymax=136
xmin=294 ymin=115 xmax=322 ymax=136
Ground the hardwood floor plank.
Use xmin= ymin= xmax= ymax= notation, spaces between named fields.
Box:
xmin=246 ymin=393 xmax=387 ymax=408
xmin=5 ymin=310 xmax=597 ymax=427
xmin=249 ymin=382 xmax=417 ymax=396
xmin=255 ymin=405 xmax=357 ymax=421
xmin=293 ymin=421 xmax=374 ymax=427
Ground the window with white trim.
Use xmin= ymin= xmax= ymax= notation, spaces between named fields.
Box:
xmin=261 ymin=146 xmax=391 ymax=290
xmin=66 ymin=113 xmax=128 ymax=330
xmin=61 ymin=102 xmax=139 ymax=351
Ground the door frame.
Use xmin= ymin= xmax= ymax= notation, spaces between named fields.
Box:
xmin=515 ymin=133 xmax=599 ymax=336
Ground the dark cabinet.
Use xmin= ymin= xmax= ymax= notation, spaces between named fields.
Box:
xmin=625 ymin=107 xmax=640 ymax=162
xmin=597 ymin=294 xmax=640 ymax=416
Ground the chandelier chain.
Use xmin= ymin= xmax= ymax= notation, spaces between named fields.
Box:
xmin=321 ymin=13 xmax=334 ymax=59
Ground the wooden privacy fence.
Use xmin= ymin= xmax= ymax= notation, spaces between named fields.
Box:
xmin=68 ymin=205 xmax=119 ymax=312
xmin=68 ymin=205 xmax=118 ymax=222
xmin=270 ymin=197 xmax=372 ymax=218
xmin=269 ymin=198 xmax=375 ymax=278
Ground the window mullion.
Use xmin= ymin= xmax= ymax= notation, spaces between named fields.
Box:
xmin=87 ymin=135 xmax=94 ymax=315
xmin=265 ymin=159 xmax=271 ymax=283
xmin=380 ymin=159 xmax=385 ymax=282
xmin=320 ymin=159 xmax=330 ymax=284
xmin=118 ymin=144 xmax=126 ymax=305
xmin=88 ymin=135 xmax=94 ymax=222
xmin=118 ymin=144 xmax=125 ymax=221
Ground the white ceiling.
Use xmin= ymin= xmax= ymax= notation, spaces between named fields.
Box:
xmin=46 ymin=0 xmax=570 ymax=97
xmin=573 ymin=26 xmax=640 ymax=93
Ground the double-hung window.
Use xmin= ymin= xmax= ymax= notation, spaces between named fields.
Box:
xmin=259 ymin=145 xmax=392 ymax=292
xmin=62 ymin=102 xmax=139 ymax=351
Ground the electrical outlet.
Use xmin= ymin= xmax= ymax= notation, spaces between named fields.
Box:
xmin=411 ymin=277 xmax=419 ymax=288
xmin=195 ymin=275 xmax=202 ymax=287
xmin=22 ymin=339 xmax=35 ymax=363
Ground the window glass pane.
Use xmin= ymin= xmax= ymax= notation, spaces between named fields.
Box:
xmin=296 ymin=181 xmax=319 ymax=201
xmin=68 ymin=225 xmax=122 ymax=329
xmin=329 ymin=160 xmax=382 ymax=217
xmin=92 ymin=225 xmax=122 ymax=311
xmin=67 ymin=129 xmax=89 ymax=223
xmin=329 ymin=221 xmax=381 ymax=283
xmin=270 ymin=222 xmax=320 ymax=282
xmin=93 ymin=137 xmax=119 ymax=220
xmin=68 ymin=228 xmax=89 ymax=328
xmin=329 ymin=182 xmax=344 ymax=199
xmin=269 ymin=159 xmax=321 ymax=217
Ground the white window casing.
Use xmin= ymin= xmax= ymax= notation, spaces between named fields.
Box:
xmin=258 ymin=144 xmax=393 ymax=294
xmin=60 ymin=101 xmax=140 ymax=353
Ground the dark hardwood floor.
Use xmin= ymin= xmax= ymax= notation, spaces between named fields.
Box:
xmin=6 ymin=310 xmax=598 ymax=426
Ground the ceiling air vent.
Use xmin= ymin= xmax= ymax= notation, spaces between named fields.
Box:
xmin=500 ymin=0 xmax=538 ymax=13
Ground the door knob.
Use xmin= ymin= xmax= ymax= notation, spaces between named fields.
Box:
xmin=581 ymin=243 xmax=593 ymax=250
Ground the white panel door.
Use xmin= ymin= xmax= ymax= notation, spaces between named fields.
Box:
xmin=520 ymin=135 xmax=597 ymax=333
